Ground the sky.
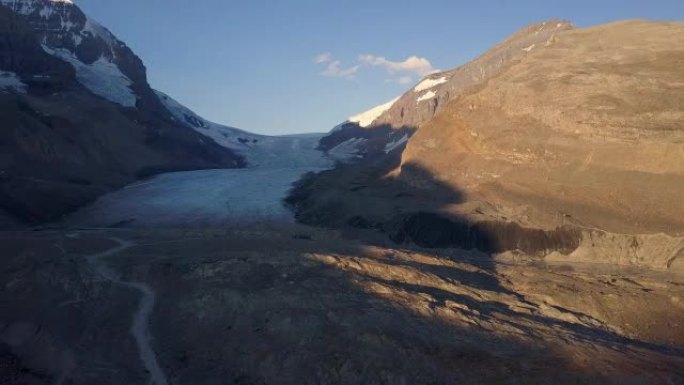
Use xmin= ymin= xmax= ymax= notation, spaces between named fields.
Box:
xmin=76 ymin=0 xmax=684 ymax=135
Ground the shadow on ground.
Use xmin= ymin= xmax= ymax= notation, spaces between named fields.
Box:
xmin=88 ymin=226 xmax=683 ymax=384
xmin=1 ymin=128 xmax=683 ymax=384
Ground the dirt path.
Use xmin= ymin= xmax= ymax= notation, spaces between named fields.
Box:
xmin=86 ymin=237 xmax=169 ymax=385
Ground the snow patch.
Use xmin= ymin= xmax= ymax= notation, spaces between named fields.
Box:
xmin=327 ymin=137 xmax=367 ymax=162
xmin=417 ymin=90 xmax=436 ymax=103
xmin=71 ymin=33 xmax=82 ymax=46
xmin=348 ymin=97 xmax=400 ymax=127
xmin=43 ymin=45 xmax=136 ymax=107
xmin=384 ymin=134 xmax=409 ymax=153
xmin=522 ymin=44 xmax=536 ymax=52
xmin=414 ymin=76 xmax=447 ymax=92
xmin=0 ymin=0 xmax=73 ymax=16
xmin=0 ymin=71 xmax=27 ymax=93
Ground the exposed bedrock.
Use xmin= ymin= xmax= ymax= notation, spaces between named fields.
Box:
xmin=389 ymin=212 xmax=581 ymax=255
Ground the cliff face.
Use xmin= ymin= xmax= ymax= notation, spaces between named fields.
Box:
xmin=0 ymin=2 xmax=244 ymax=224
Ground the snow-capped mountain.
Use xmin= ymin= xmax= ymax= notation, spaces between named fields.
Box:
xmin=0 ymin=0 xmax=242 ymax=224
xmin=0 ymin=0 xmax=167 ymax=110
xmin=320 ymin=97 xmax=415 ymax=163
xmin=371 ymin=20 xmax=573 ymax=130
xmin=291 ymin=19 xmax=684 ymax=246
xmin=155 ymin=90 xmax=335 ymax=169
xmin=319 ymin=20 xmax=574 ymax=162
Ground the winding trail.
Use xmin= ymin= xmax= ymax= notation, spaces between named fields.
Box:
xmin=86 ymin=237 xmax=169 ymax=385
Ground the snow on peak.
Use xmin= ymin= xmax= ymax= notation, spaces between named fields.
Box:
xmin=417 ymin=90 xmax=436 ymax=103
xmin=1 ymin=0 xmax=119 ymax=52
xmin=0 ymin=0 xmax=73 ymax=16
xmin=0 ymin=71 xmax=27 ymax=94
xmin=43 ymin=45 xmax=136 ymax=107
xmin=348 ymin=96 xmax=400 ymax=128
xmin=414 ymin=76 xmax=447 ymax=92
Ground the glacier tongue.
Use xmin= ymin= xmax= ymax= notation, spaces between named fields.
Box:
xmin=59 ymin=92 xmax=340 ymax=227
xmin=61 ymin=168 xmax=322 ymax=227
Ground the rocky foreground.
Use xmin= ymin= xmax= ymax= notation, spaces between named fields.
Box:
xmin=1 ymin=226 xmax=683 ymax=385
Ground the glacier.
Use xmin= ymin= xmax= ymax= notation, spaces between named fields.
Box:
xmin=61 ymin=94 xmax=339 ymax=227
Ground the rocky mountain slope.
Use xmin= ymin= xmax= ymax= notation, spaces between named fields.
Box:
xmin=289 ymin=20 xmax=684 ymax=267
xmin=321 ymin=20 xmax=573 ymax=161
xmin=398 ymin=20 xmax=684 ymax=234
xmin=0 ymin=0 xmax=243 ymax=225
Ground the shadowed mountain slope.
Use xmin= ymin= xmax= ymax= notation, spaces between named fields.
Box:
xmin=0 ymin=1 xmax=243 ymax=224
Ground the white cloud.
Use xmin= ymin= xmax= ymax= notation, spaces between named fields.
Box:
xmin=314 ymin=52 xmax=359 ymax=79
xmin=314 ymin=52 xmax=333 ymax=64
xmin=314 ymin=52 xmax=436 ymax=82
xmin=385 ymin=76 xmax=414 ymax=84
xmin=321 ymin=61 xmax=359 ymax=79
xmin=359 ymin=54 xmax=438 ymax=77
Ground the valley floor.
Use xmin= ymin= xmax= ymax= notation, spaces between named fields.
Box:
xmin=1 ymin=225 xmax=683 ymax=385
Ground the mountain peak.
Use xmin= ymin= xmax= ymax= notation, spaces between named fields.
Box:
xmin=0 ymin=0 xmax=74 ymax=16
xmin=0 ymin=0 xmax=159 ymax=107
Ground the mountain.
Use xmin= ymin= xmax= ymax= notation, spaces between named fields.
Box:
xmin=322 ymin=97 xmax=411 ymax=164
xmin=0 ymin=0 xmax=243 ymax=224
xmin=320 ymin=20 xmax=573 ymax=161
xmin=155 ymin=91 xmax=337 ymax=169
xmin=398 ymin=20 xmax=684 ymax=235
xmin=288 ymin=19 xmax=684 ymax=268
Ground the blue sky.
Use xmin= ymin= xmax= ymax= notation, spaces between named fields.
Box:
xmin=76 ymin=0 xmax=684 ymax=135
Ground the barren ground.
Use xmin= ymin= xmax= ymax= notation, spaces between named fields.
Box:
xmin=1 ymin=225 xmax=683 ymax=384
